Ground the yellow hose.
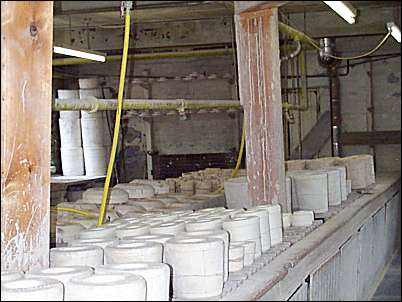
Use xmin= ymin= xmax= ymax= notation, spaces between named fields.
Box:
xmin=98 ymin=7 xmax=131 ymax=226
xmin=231 ymin=119 xmax=246 ymax=178
xmin=50 ymin=207 xmax=96 ymax=218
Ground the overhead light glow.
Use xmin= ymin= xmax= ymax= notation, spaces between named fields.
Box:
xmin=387 ymin=22 xmax=401 ymax=43
xmin=323 ymin=1 xmax=357 ymax=24
xmin=53 ymin=46 xmax=106 ymax=62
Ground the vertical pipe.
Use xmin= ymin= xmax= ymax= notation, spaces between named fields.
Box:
xmin=296 ymin=55 xmax=303 ymax=159
xmin=329 ymin=66 xmax=341 ymax=157
xmin=1 ymin=1 xmax=53 ymax=271
xmin=368 ymin=62 xmax=376 ymax=170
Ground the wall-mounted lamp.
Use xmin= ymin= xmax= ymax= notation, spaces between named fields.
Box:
xmin=53 ymin=45 xmax=106 ymax=62
xmin=323 ymin=1 xmax=357 ymax=24
xmin=387 ymin=22 xmax=401 ymax=43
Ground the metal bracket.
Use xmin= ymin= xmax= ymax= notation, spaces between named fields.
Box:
xmin=121 ymin=1 xmax=133 ymax=18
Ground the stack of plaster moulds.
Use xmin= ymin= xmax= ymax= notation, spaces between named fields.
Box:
xmin=11 ymin=157 xmax=373 ymax=300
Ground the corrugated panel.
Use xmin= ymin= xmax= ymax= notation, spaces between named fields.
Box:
xmin=309 ymin=251 xmax=341 ymax=301
xmin=339 ymin=235 xmax=359 ymax=301
xmin=288 ymin=281 xmax=309 ymax=301
xmin=372 ymin=207 xmax=387 ymax=278
xmin=357 ymin=216 xmax=375 ymax=300
xmin=384 ymin=193 xmax=400 ymax=261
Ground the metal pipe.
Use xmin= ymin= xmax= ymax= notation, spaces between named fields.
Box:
xmin=282 ymin=58 xmax=350 ymax=79
xmin=54 ymin=97 xmax=307 ymax=113
xmin=52 ymin=48 xmax=234 ymax=66
xmin=280 ymin=40 xmax=301 ymax=62
xmin=278 ymin=22 xmax=318 ymax=47
xmin=53 ymin=22 xmax=316 ymax=66
xmin=329 ymin=67 xmax=341 ymax=156
xmin=53 ymin=98 xmax=242 ymax=111
xmin=367 ymin=61 xmax=376 ymax=168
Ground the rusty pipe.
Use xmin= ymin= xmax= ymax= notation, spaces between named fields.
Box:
xmin=53 ymin=98 xmax=242 ymax=111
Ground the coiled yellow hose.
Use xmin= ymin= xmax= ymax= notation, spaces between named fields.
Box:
xmin=98 ymin=6 xmax=131 ymax=226
xmin=50 ymin=207 xmax=96 ymax=218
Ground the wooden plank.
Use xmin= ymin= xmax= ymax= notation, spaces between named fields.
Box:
xmin=290 ymin=110 xmax=331 ymax=159
xmin=341 ymin=131 xmax=401 ymax=145
xmin=235 ymin=7 xmax=287 ymax=210
xmin=1 ymin=1 xmax=53 ymax=271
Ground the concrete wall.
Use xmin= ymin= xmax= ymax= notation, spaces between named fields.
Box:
xmin=54 ymin=5 xmax=400 ymax=177
xmin=285 ymin=5 xmax=401 ymax=171
xmin=68 ymin=55 xmax=240 ymax=178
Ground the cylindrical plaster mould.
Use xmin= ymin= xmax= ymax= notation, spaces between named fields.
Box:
xmin=115 ymin=223 xmax=150 ymax=239
xmin=96 ymin=262 xmax=170 ymax=301
xmin=26 ymin=266 xmax=93 ymax=300
xmin=256 ymin=204 xmax=283 ymax=246
xmin=237 ymin=208 xmax=271 ymax=252
xmin=164 ymin=237 xmax=224 ymax=299
xmin=282 ymin=213 xmax=292 ymax=229
xmin=222 ymin=216 xmax=262 ymax=257
xmin=50 ymin=246 xmax=103 ymax=268
xmin=66 ymin=273 xmax=146 ymax=301
xmin=1 ymin=271 xmax=24 ymax=282
xmin=327 ymin=166 xmax=347 ymax=201
xmin=55 ymin=223 xmax=85 ymax=247
xmin=1 ymin=278 xmax=64 ymax=301
xmin=228 ymin=242 xmax=244 ymax=273
xmin=185 ymin=217 xmax=223 ymax=232
xmin=78 ymin=225 xmax=117 ymax=240
xmin=104 ymin=241 xmax=163 ymax=264
xmin=291 ymin=172 xmax=329 ymax=214
xmin=233 ymin=240 xmax=255 ymax=267
xmin=177 ymin=229 xmax=229 ymax=282
xmin=150 ymin=221 xmax=186 ymax=236
xmin=291 ymin=211 xmax=314 ymax=227
xmin=114 ymin=183 xmax=155 ymax=199
xmin=70 ymin=238 xmax=118 ymax=250
xmin=320 ymin=169 xmax=342 ymax=206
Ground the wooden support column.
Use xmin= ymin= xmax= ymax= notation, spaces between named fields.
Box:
xmin=1 ymin=1 xmax=53 ymax=271
xmin=235 ymin=5 xmax=287 ymax=210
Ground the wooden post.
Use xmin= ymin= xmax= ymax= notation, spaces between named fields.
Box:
xmin=235 ymin=6 xmax=287 ymax=210
xmin=1 ymin=1 xmax=53 ymax=271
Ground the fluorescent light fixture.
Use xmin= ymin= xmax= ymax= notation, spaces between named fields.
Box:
xmin=323 ymin=1 xmax=357 ymax=24
xmin=387 ymin=22 xmax=401 ymax=43
xmin=53 ymin=45 xmax=106 ymax=62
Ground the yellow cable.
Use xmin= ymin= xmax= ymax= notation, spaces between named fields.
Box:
xmin=50 ymin=207 xmax=96 ymax=218
xmin=231 ymin=119 xmax=246 ymax=178
xmin=307 ymin=31 xmax=392 ymax=60
xmin=98 ymin=7 xmax=131 ymax=226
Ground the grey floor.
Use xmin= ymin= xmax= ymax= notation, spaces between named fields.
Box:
xmin=371 ymin=250 xmax=401 ymax=301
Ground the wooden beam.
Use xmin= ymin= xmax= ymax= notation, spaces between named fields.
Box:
xmin=235 ymin=1 xmax=288 ymax=14
xmin=235 ymin=8 xmax=287 ymax=210
xmin=290 ymin=111 xmax=331 ymax=160
xmin=1 ymin=1 xmax=53 ymax=271
xmin=341 ymin=131 xmax=401 ymax=145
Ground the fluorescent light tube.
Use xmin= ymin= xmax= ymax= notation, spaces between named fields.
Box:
xmin=323 ymin=1 xmax=357 ymax=24
xmin=53 ymin=46 xmax=106 ymax=62
xmin=387 ymin=22 xmax=401 ymax=43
